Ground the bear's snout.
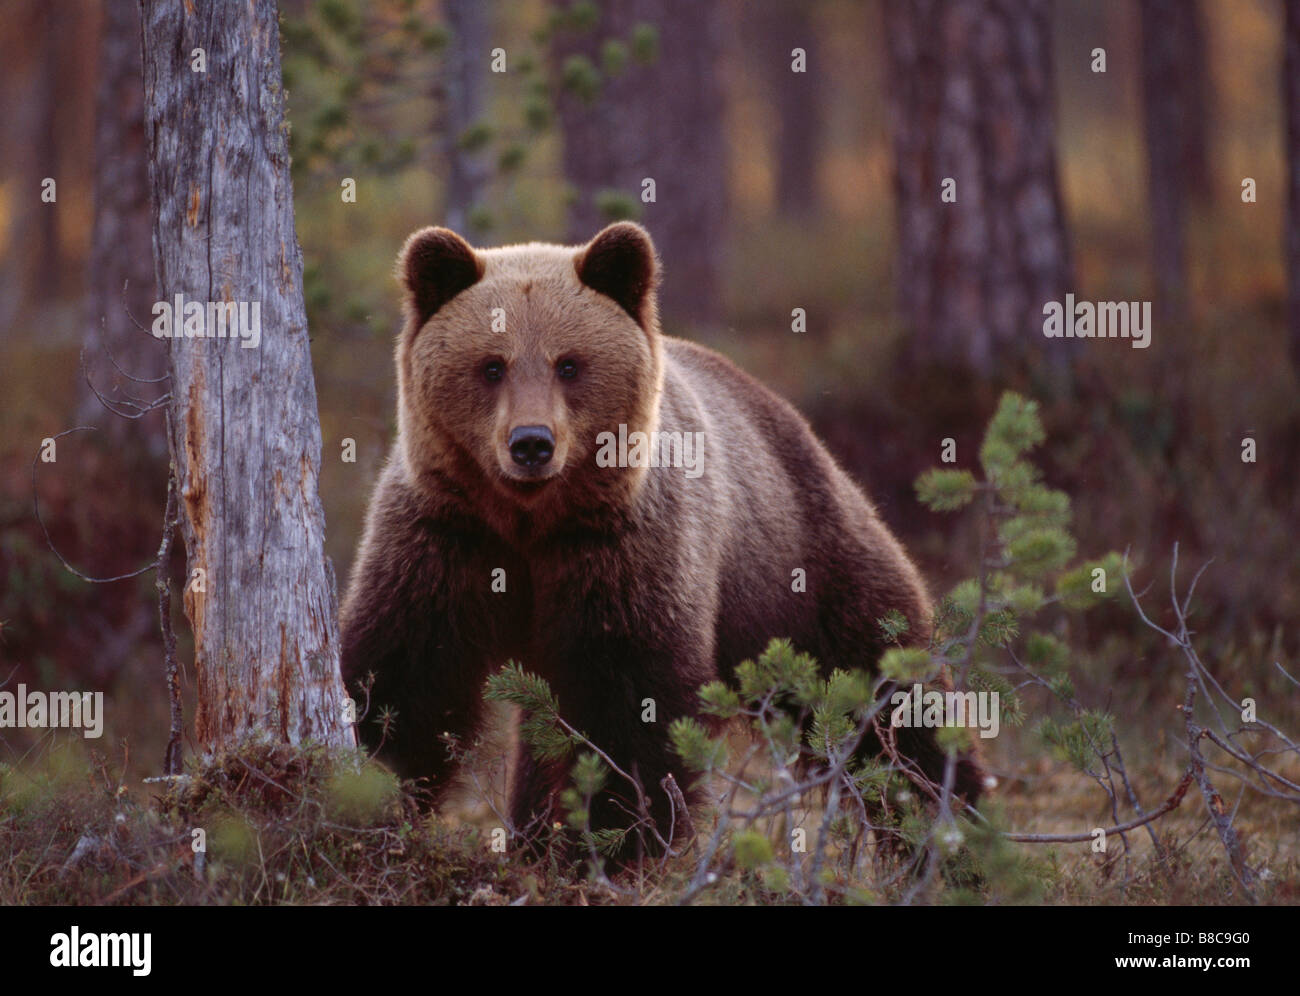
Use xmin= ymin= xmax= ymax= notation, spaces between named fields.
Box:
xmin=508 ymin=425 xmax=555 ymax=469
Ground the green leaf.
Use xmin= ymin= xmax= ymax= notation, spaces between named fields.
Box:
xmin=420 ymin=25 xmax=450 ymax=50
xmin=561 ymin=54 xmax=601 ymax=103
xmin=593 ymin=188 xmax=641 ymax=221
xmin=969 ymin=666 xmax=1024 ymax=726
xmin=880 ymin=647 xmax=935 ymax=682
xmin=485 ymin=663 xmax=575 ymax=762
xmin=457 ymin=121 xmax=494 ymax=152
xmin=497 ymin=143 xmax=527 ymax=172
xmin=1003 ymin=583 xmax=1045 ymax=615
xmin=977 ymin=608 xmax=1019 ymax=647
xmin=630 ymin=22 xmax=659 ymax=63
xmin=523 ymin=95 xmax=552 ymax=131
xmin=980 ymin=393 xmax=1045 ymax=474
xmin=698 ymin=680 xmax=742 ymax=718
xmin=1057 ymin=551 xmax=1127 ymax=608
xmin=1024 ymin=632 xmax=1068 ymax=676
xmin=915 ymin=469 xmax=978 ymax=512
xmin=733 ymin=830 xmax=774 ymax=869
xmin=571 ymin=752 xmax=607 ymax=797
xmin=601 ymin=39 xmax=629 ymax=76
xmin=877 ymin=609 xmax=910 ymax=644
xmin=669 ymin=717 xmax=728 ymax=772
xmin=1006 ymin=528 xmax=1076 ymax=578
xmin=565 ymin=0 xmax=600 ymax=31
xmin=1039 ymin=711 xmax=1112 ymax=771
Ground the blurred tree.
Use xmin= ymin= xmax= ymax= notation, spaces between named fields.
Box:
xmin=1287 ymin=0 xmax=1300 ymax=375
xmin=0 ymin=1 xmax=46 ymax=327
xmin=1139 ymin=0 xmax=1210 ymax=324
xmin=442 ymin=0 xmax=492 ymax=236
xmin=78 ymin=0 xmax=165 ymax=450
xmin=35 ymin=2 xmax=65 ymax=301
xmin=883 ymin=0 xmax=1072 ymax=376
xmin=550 ymin=0 xmax=727 ymax=327
xmin=753 ymin=0 xmax=824 ymax=218
xmin=140 ymin=0 xmax=354 ymax=755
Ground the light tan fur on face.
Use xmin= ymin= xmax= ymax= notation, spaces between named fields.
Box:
xmin=395 ymin=238 xmax=664 ymax=536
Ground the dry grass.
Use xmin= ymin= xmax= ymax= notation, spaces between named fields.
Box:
xmin=2 ymin=719 xmax=1296 ymax=906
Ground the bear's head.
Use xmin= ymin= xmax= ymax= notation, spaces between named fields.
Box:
xmin=394 ymin=222 xmax=665 ymax=516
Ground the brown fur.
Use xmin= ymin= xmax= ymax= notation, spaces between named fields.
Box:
xmin=341 ymin=222 xmax=983 ymax=843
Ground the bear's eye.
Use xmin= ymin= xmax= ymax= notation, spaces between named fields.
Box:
xmin=483 ymin=360 xmax=505 ymax=383
xmin=556 ymin=358 xmax=579 ymax=380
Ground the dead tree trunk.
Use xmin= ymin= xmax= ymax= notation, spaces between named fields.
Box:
xmin=80 ymin=0 xmax=165 ymax=447
xmin=552 ymin=0 xmax=727 ymax=327
xmin=1286 ymin=0 xmax=1300 ymax=375
xmin=883 ymin=0 xmax=1073 ymax=376
xmin=139 ymin=0 xmax=354 ymax=752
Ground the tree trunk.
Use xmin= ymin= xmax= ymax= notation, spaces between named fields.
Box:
xmin=756 ymin=0 xmax=823 ymax=218
xmin=139 ymin=0 xmax=353 ymax=751
xmin=79 ymin=0 xmax=165 ymax=447
xmin=1139 ymin=0 xmax=1209 ymax=324
xmin=442 ymin=0 xmax=491 ymax=237
xmin=883 ymin=0 xmax=1072 ymax=376
xmin=1286 ymin=0 xmax=1300 ymax=375
xmin=36 ymin=2 xmax=64 ymax=302
xmin=552 ymin=0 xmax=727 ymax=327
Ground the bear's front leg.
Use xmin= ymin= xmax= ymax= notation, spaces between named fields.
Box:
xmin=510 ymin=548 xmax=718 ymax=856
xmin=340 ymin=471 xmax=525 ymax=806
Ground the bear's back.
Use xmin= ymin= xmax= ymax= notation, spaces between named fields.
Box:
xmin=647 ymin=336 xmax=927 ymax=671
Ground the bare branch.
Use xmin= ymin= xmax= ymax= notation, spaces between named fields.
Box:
xmin=32 ymin=427 xmax=157 ymax=583
xmin=1002 ymin=770 xmax=1193 ymax=842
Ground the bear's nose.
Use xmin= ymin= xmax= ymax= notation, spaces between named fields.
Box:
xmin=508 ymin=425 xmax=555 ymax=468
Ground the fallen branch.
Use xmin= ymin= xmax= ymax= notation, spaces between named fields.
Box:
xmin=1001 ymin=769 xmax=1193 ymax=842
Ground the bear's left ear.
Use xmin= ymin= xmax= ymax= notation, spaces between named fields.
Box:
xmin=575 ymin=222 xmax=660 ymax=329
xmin=398 ymin=227 xmax=485 ymax=327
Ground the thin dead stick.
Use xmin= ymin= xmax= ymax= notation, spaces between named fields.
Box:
xmin=156 ymin=462 xmax=182 ymax=774
xmin=660 ymin=772 xmax=696 ymax=852
xmin=548 ymin=712 xmax=675 ymax=855
xmin=1001 ymin=769 xmax=1193 ymax=842
xmin=1124 ymin=547 xmax=1261 ymax=898
xmin=32 ymin=427 xmax=156 ymax=583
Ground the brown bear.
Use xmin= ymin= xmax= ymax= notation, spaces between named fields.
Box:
xmin=340 ymin=221 xmax=983 ymax=846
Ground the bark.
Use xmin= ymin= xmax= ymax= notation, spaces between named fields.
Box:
xmin=755 ymin=0 xmax=824 ymax=218
xmin=1139 ymin=0 xmax=1210 ymax=324
xmin=883 ymin=0 xmax=1073 ymax=375
xmin=0 ymin=2 xmax=49 ymax=341
xmin=442 ymin=0 xmax=491 ymax=236
xmin=552 ymin=0 xmax=727 ymax=327
xmin=79 ymin=0 xmax=165 ymax=445
xmin=139 ymin=0 xmax=353 ymax=751
xmin=1286 ymin=0 xmax=1300 ymax=375
xmin=36 ymin=2 xmax=64 ymax=301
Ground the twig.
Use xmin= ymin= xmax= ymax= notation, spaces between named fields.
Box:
xmin=1002 ymin=770 xmax=1193 ymax=842
xmin=32 ymin=427 xmax=156 ymax=583
xmin=156 ymin=461 xmax=182 ymax=774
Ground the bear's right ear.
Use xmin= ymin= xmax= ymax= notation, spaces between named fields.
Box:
xmin=397 ymin=227 xmax=484 ymax=327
